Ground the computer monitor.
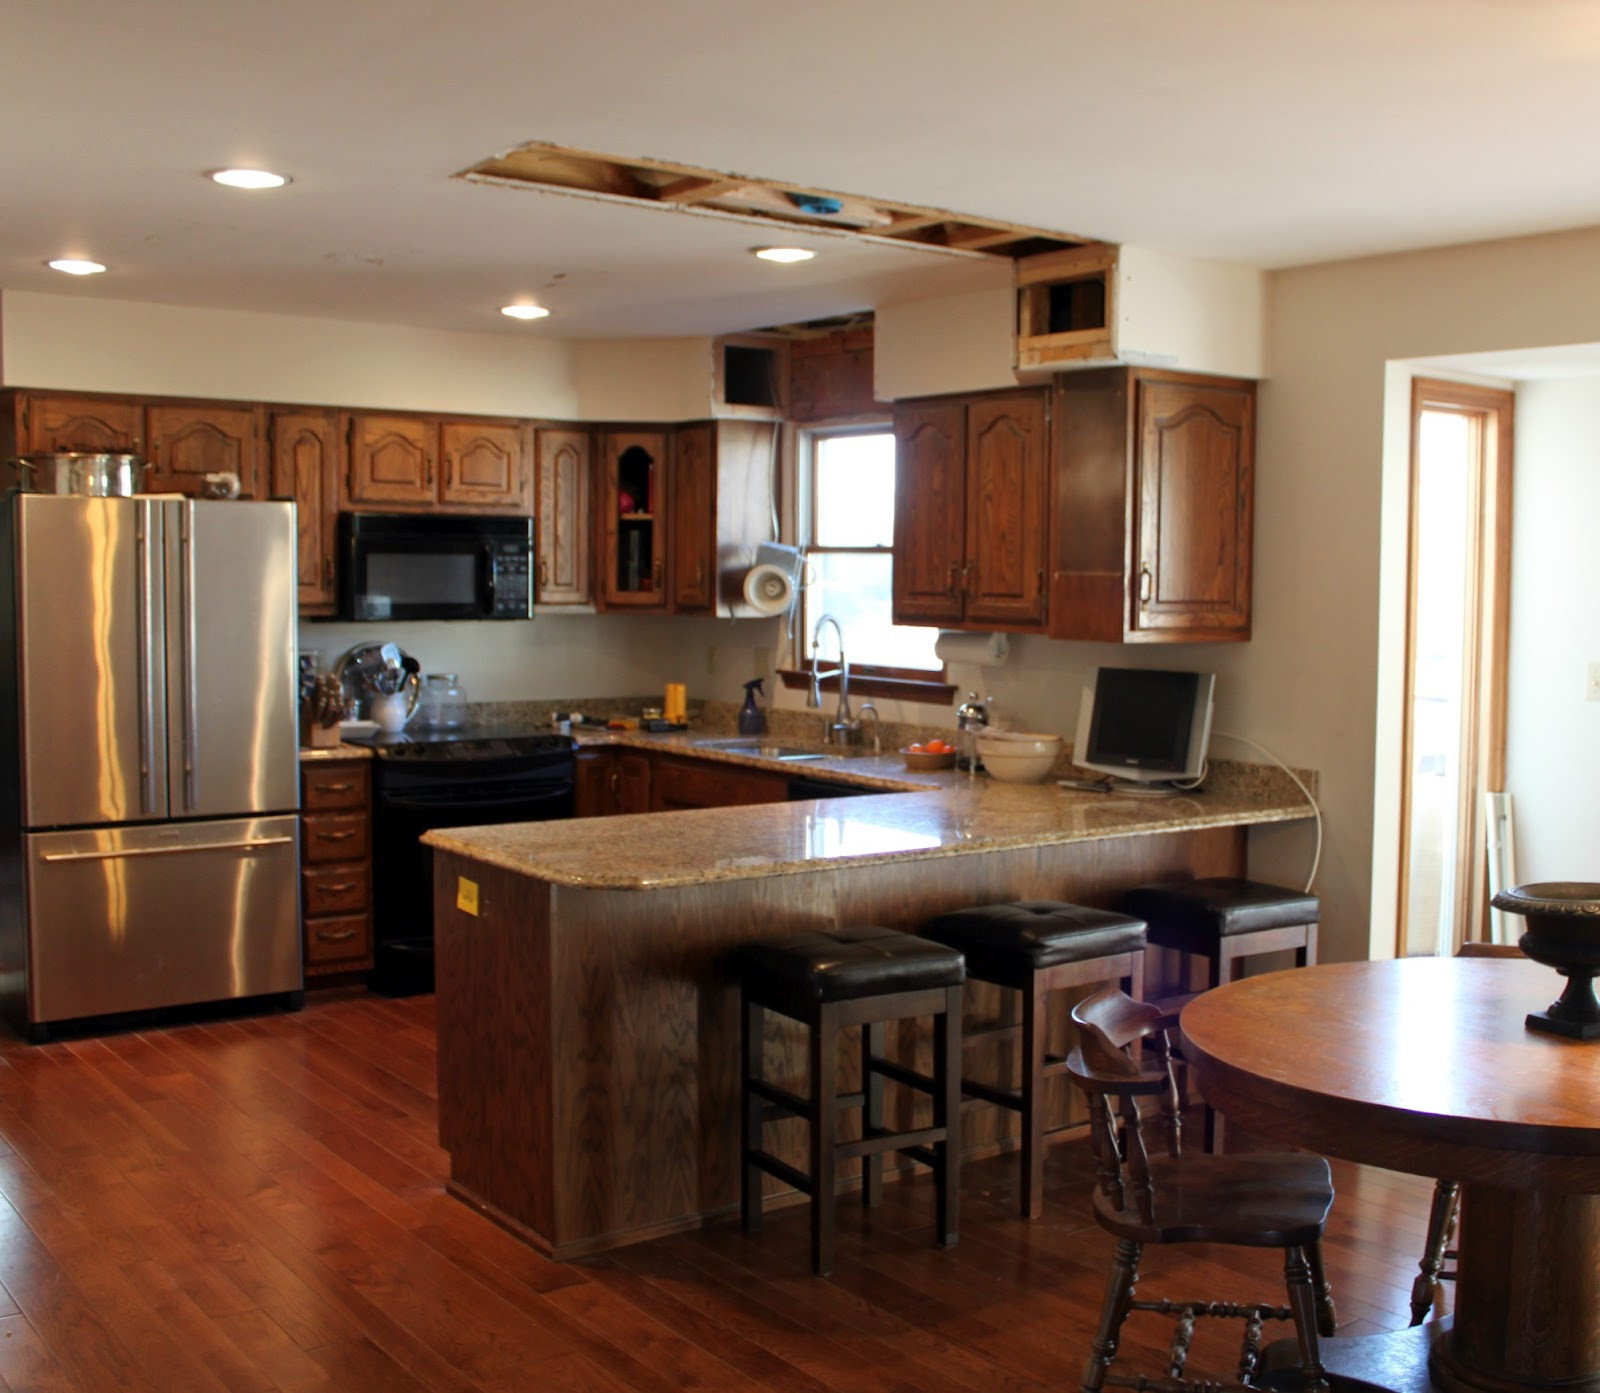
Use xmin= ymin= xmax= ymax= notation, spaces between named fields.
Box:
xmin=1071 ymin=667 xmax=1215 ymax=790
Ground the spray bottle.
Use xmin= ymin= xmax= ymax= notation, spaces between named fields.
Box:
xmin=738 ymin=677 xmax=768 ymax=735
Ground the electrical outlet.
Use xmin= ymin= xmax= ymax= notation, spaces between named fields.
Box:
xmin=1588 ymin=661 xmax=1600 ymax=703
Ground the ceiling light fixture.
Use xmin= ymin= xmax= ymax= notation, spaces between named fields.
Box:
xmin=753 ymin=247 xmax=815 ymax=264
xmin=47 ymin=258 xmax=107 ymax=276
xmin=209 ymin=168 xmax=290 ymax=190
xmin=501 ymin=304 xmax=550 ymax=320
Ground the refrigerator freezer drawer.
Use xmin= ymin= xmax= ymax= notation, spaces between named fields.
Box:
xmin=24 ymin=815 xmax=302 ymax=1026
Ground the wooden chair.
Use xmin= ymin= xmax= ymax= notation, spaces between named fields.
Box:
xmin=1067 ymin=987 xmax=1337 ymax=1393
xmin=1408 ymin=939 xmax=1525 ymax=1325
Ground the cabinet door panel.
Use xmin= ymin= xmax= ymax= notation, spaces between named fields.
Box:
xmin=18 ymin=393 xmax=142 ymax=455
xmin=270 ymin=409 xmax=338 ymax=612
xmin=440 ymin=420 xmax=528 ymax=510
xmin=536 ymin=429 xmax=592 ymax=605
xmin=964 ymin=393 xmax=1048 ymax=628
xmin=670 ymin=424 xmax=715 ymax=612
xmin=596 ymin=431 xmax=668 ymax=609
xmin=892 ymin=402 xmax=966 ymax=624
xmin=146 ymin=403 xmax=261 ymax=497
xmin=347 ymin=414 xmax=434 ymax=506
xmin=1133 ymin=380 xmax=1253 ymax=637
xmin=616 ymin=752 xmax=652 ymax=812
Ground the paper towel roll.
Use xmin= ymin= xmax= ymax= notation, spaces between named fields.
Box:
xmin=933 ymin=630 xmax=1010 ymax=666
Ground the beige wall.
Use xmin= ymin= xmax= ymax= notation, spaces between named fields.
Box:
xmin=1254 ymin=224 xmax=1600 ymax=963
xmin=0 ymin=291 xmax=579 ymax=417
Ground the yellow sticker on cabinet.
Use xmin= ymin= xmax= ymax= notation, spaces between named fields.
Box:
xmin=456 ymin=877 xmax=480 ymax=916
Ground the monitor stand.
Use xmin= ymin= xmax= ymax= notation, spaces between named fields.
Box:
xmin=1057 ymin=776 xmax=1195 ymax=798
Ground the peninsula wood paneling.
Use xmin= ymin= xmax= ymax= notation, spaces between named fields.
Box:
xmin=434 ymin=825 xmax=1244 ymax=1259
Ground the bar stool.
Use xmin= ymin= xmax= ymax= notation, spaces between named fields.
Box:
xmin=920 ymin=900 xmax=1146 ymax=1218
xmin=1119 ymin=876 xmax=1319 ymax=1150
xmin=736 ymin=925 xmax=964 ymax=1276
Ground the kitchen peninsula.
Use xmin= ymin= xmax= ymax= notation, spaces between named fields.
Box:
xmin=425 ymin=743 xmax=1314 ymax=1259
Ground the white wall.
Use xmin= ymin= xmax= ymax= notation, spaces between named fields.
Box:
xmin=1504 ymin=378 xmax=1600 ymax=880
xmin=874 ymin=285 xmax=1017 ymax=400
xmin=1117 ymin=246 xmax=1268 ymax=380
xmin=0 ymin=291 xmax=579 ymax=417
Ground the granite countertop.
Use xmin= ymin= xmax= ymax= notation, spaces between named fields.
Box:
xmin=298 ymin=742 xmax=374 ymax=762
xmin=425 ymin=730 xmax=1315 ymax=890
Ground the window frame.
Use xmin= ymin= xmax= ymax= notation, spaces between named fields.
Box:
xmin=776 ymin=422 xmax=955 ymax=706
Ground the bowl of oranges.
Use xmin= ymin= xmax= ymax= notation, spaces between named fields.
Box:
xmin=901 ymin=737 xmax=957 ymax=771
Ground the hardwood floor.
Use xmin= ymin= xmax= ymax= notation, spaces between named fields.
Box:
xmin=0 ymin=991 xmax=1445 ymax=1392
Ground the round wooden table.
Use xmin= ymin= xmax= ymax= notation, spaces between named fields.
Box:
xmin=1180 ymin=957 xmax=1600 ymax=1393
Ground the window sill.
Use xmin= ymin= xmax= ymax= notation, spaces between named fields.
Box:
xmin=776 ymin=667 xmax=955 ymax=706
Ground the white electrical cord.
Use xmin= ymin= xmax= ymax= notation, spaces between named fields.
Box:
xmin=1207 ymin=730 xmax=1324 ymax=894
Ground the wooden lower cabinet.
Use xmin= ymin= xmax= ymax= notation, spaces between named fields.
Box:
xmin=649 ymin=755 xmax=789 ymax=812
xmin=574 ymin=748 xmax=653 ymax=817
xmin=299 ymin=758 xmax=373 ymax=974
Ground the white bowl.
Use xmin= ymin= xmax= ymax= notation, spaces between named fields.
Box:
xmin=976 ymin=732 xmax=1062 ymax=784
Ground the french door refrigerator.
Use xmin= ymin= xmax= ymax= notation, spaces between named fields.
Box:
xmin=0 ymin=494 xmax=302 ymax=1037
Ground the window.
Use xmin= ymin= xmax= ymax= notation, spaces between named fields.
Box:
xmin=786 ymin=428 xmax=951 ymax=703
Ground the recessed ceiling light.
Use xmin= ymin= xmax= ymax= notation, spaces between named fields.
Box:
xmin=47 ymin=258 xmax=107 ymax=276
xmin=501 ymin=304 xmax=550 ymax=321
xmin=209 ymin=168 xmax=290 ymax=190
xmin=753 ymin=247 xmax=815 ymax=264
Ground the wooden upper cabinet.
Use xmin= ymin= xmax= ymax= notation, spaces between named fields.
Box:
xmin=892 ymin=401 xmax=967 ymax=625
xmin=595 ymin=429 xmax=669 ymax=610
xmin=268 ymin=408 xmax=339 ymax=614
xmin=893 ymin=391 xmax=1048 ymax=631
xmin=670 ymin=423 xmax=715 ymax=612
xmin=146 ymin=402 xmax=263 ymax=497
xmin=1132 ymin=377 xmax=1253 ymax=639
xmin=440 ymin=419 xmax=529 ymax=510
xmin=1050 ymin=367 xmax=1254 ymax=643
xmin=963 ymin=393 xmax=1049 ymax=628
xmin=345 ymin=413 xmax=434 ymax=506
xmin=535 ymin=428 xmax=591 ymax=606
xmin=14 ymin=392 xmax=143 ymax=455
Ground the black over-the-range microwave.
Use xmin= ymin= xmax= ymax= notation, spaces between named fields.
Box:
xmin=336 ymin=512 xmax=534 ymax=621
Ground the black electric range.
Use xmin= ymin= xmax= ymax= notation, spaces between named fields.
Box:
xmin=344 ymin=723 xmax=578 ymax=995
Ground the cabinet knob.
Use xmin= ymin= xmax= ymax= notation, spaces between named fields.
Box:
xmin=963 ymin=561 xmax=976 ymax=595
xmin=1139 ymin=565 xmax=1153 ymax=605
xmin=315 ymin=927 xmax=358 ymax=942
xmin=324 ymin=555 xmax=335 ymax=586
xmin=945 ymin=563 xmax=959 ymax=597
xmin=426 ymin=455 xmax=435 ymax=488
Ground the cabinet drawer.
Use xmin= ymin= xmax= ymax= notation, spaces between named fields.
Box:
xmin=302 ymin=810 xmax=369 ymax=864
xmin=305 ymin=913 xmax=372 ymax=967
xmin=302 ymin=762 xmax=370 ymax=811
xmin=302 ymin=862 xmax=371 ymax=916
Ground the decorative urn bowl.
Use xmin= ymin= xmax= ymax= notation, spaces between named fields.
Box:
xmin=1491 ymin=881 xmax=1600 ymax=1040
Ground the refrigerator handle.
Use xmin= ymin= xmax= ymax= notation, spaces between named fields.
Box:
xmin=180 ymin=501 xmax=200 ymax=811
xmin=135 ymin=502 xmax=162 ymax=815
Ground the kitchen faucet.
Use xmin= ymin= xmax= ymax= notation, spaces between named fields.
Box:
xmin=808 ymin=613 xmax=856 ymax=745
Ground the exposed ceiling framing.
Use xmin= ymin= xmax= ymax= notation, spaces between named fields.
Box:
xmin=460 ymin=142 xmax=1101 ymax=261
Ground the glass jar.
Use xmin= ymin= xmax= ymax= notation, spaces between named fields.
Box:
xmin=418 ymin=673 xmax=469 ymax=730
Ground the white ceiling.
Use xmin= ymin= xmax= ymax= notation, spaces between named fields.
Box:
xmin=9 ymin=0 xmax=1600 ymax=341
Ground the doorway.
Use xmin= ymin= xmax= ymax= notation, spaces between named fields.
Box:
xmin=1396 ymin=379 xmax=1513 ymax=956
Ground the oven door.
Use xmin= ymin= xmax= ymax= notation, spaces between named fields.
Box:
xmin=369 ymin=771 xmax=573 ymax=994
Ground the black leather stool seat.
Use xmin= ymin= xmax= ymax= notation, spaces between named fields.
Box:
xmin=922 ymin=901 xmax=1146 ymax=988
xmin=1121 ymin=878 xmax=1319 ymax=954
xmin=738 ymin=925 xmax=964 ymax=1016
xmin=736 ymin=925 xmax=964 ymax=1275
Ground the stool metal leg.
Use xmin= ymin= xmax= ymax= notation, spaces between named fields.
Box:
xmin=935 ymin=985 xmax=961 ymax=1247
xmin=861 ymin=1020 xmax=885 ymax=1208
xmin=810 ymin=1001 xmax=839 ymax=1276
xmin=1020 ymin=972 xmax=1049 ymax=1219
xmin=742 ymin=998 xmax=764 ymax=1233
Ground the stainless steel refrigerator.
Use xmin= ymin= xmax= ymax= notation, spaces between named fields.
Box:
xmin=0 ymin=494 xmax=302 ymax=1037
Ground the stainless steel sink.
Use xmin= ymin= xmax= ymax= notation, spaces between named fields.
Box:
xmin=695 ymin=739 xmax=829 ymax=762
